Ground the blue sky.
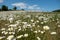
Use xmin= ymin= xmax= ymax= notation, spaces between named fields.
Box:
xmin=0 ymin=0 xmax=60 ymax=12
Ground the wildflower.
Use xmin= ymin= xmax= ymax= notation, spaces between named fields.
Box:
xmin=36 ymin=20 xmax=39 ymax=23
xmin=33 ymin=31 xmax=38 ymax=33
xmin=23 ymin=25 xmax=27 ymax=29
xmin=10 ymin=27 xmax=14 ymax=30
xmin=4 ymin=32 xmax=8 ymax=35
xmin=32 ymin=23 xmax=35 ymax=27
xmin=9 ymin=17 xmax=14 ymax=23
xmin=18 ymin=28 xmax=21 ymax=32
xmin=40 ymin=22 xmax=44 ymax=24
xmin=40 ymin=31 xmax=45 ymax=34
xmin=31 ymin=29 xmax=33 ymax=31
xmin=8 ymin=24 xmax=18 ymax=28
xmin=2 ymin=31 xmax=8 ymax=35
xmin=37 ymin=37 xmax=41 ymax=40
xmin=2 ymin=31 xmax=5 ymax=34
xmin=13 ymin=38 xmax=16 ymax=40
xmin=44 ymin=20 xmax=47 ymax=23
xmin=38 ymin=16 xmax=44 ymax=20
xmin=58 ymin=25 xmax=60 ymax=27
xmin=15 ymin=20 xmax=20 ymax=24
xmin=8 ymin=27 xmax=14 ymax=31
xmin=31 ymin=19 xmax=34 ymax=22
xmin=22 ymin=22 xmax=27 ymax=24
xmin=7 ymin=35 xmax=14 ymax=40
xmin=27 ymin=24 xmax=32 ymax=28
xmin=12 ymin=32 xmax=15 ymax=34
xmin=17 ymin=35 xmax=23 ymax=38
xmin=50 ymin=32 xmax=57 ymax=35
xmin=38 ymin=30 xmax=41 ymax=32
xmin=0 ymin=36 xmax=5 ymax=40
xmin=43 ymin=26 xmax=50 ymax=30
xmin=9 ymin=32 xmax=15 ymax=34
xmin=32 ymin=24 xmax=35 ymax=27
xmin=24 ymin=34 xmax=28 ymax=37
xmin=1 ymin=28 xmax=5 ymax=31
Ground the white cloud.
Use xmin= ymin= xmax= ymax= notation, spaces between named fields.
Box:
xmin=12 ymin=2 xmax=27 ymax=9
xmin=12 ymin=2 xmax=41 ymax=11
xmin=28 ymin=5 xmax=40 ymax=10
xmin=0 ymin=0 xmax=3 ymax=3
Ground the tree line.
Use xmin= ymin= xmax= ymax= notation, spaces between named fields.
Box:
xmin=52 ymin=9 xmax=60 ymax=12
xmin=0 ymin=5 xmax=24 ymax=11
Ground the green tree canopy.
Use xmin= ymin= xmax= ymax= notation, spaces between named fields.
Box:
xmin=1 ymin=5 xmax=8 ymax=11
xmin=13 ymin=6 xmax=17 ymax=10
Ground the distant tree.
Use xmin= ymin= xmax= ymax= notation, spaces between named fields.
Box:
xmin=0 ymin=8 xmax=1 ymax=11
xmin=8 ymin=9 xmax=12 ymax=11
xmin=52 ymin=9 xmax=60 ymax=12
xmin=1 ymin=5 xmax=8 ymax=11
xmin=21 ymin=9 xmax=24 ymax=11
xmin=13 ymin=6 xmax=17 ymax=10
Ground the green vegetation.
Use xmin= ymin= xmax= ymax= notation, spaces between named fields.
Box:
xmin=1 ymin=5 xmax=8 ymax=11
xmin=52 ymin=9 xmax=60 ymax=12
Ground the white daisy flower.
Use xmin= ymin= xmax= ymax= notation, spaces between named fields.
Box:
xmin=18 ymin=28 xmax=21 ymax=32
xmin=31 ymin=19 xmax=34 ymax=22
xmin=31 ymin=29 xmax=33 ymax=31
xmin=8 ymin=24 xmax=18 ymax=28
xmin=1 ymin=28 xmax=5 ymax=31
xmin=44 ymin=20 xmax=47 ymax=23
xmin=8 ymin=27 xmax=14 ymax=31
xmin=43 ymin=26 xmax=50 ymax=30
xmin=2 ymin=31 xmax=8 ymax=35
xmin=58 ymin=25 xmax=60 ymax=27
xmin=24 ymin=34 xmax=28 ymax=37
xmin=32 ymin=24 xmax=35 ymax=27
xmin=0 ymin=36 xmax=5 ymax=40
xmin=22 ymin=22 xmax=27 ymax=24
xmin=38 ymin=30 xmax=41 ymax=32
xmin=37 ymin=37 xmax=41 ymax=40
xmin=17 ymin=35 xmax=23 ymax=38
xmin=9 ymin=17 xmax=14 ymax=23
xmin=27 ymin=24 xmax=31 ymax=26
xmin=50 ymin=32 xmax=57 ymax=35
xmin=7 ymin=35 xmax=14 ymax=40
xmin=13 ymin=38 xmax=16 ymax=40
xmin=40 ymin=22 xmax=44 ymax=24
xmin=9 ymin=32 xmax=15 ymax=34
xmin=33 ymin=31 xmax=38 ymax=33
xmin=36 ymin=20 xmax=39 ymax=23
xmin=40 ymin=31 xmax=45 ymax=34
xmin=4 ymin=32 xmax=8 ymax=35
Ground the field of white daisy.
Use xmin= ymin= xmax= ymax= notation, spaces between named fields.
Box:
xmin=0 ymin=11 xmax=60 ymax=40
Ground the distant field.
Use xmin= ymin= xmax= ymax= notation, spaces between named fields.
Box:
xmin=0 ymin=11 xmax=60 ymax=40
